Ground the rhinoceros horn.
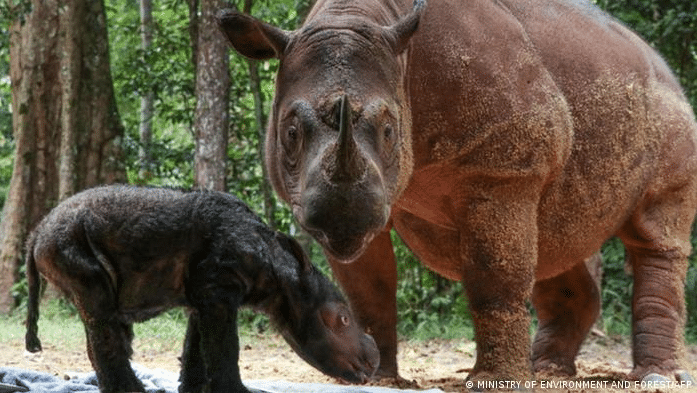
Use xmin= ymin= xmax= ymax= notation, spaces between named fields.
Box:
xmin=331 ymin=95 xmax=365 ymax=183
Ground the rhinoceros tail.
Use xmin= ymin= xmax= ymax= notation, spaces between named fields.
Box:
xmin=25 ymin=233 xmax=43 ymax=353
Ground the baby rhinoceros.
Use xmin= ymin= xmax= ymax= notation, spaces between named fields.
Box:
xmin=24 ymin=185 xmax=379 ymax=393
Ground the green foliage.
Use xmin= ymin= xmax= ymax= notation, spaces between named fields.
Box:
xmin=107 ymin=0 xmax=196 ymax=189
xmin=238 ymin=308 xmax=272 ymax=334
xmin=0 ymin=15 xmax=13 ymax=209
xmin=224 ymin=0 xmax=308 ymax=227
xmin=393 ymin=232 xmax=473 ymax=340
xmin=0 ymin=0 xmax=31 ymax=26
xmin=0 ymin=132 xmax=12 ymax=210
xmin=600 ymin=238 xmax=633 ymax=336
xmin=10 ymin=262 xmax=28 ymax=309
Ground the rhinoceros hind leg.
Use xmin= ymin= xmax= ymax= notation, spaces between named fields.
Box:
xmin=619 ymin=183 xmax=695 ymax=381
xmin=622 ymin=248 xmax=688 ymax=381
xmin=531 ymin=261 xmax=600 ymax=376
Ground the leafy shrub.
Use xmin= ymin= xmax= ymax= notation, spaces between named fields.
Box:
xmin=600 ymin=238 xmax=633 ymax=336
xmin=392 ymin=232 xmax=473 ymax=340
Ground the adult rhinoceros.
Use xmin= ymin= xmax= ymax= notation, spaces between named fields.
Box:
xmin=218 ymin=0 xmax=697 ymax=385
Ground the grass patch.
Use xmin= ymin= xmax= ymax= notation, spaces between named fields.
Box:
xmin=2 ymin=300 xmax=189 ymax=353
xmin=0 ymin=312 xmax=30 ymax=347
xmin=133 ymin=309 xmax=188 ymax=353
xmin=1 ymin=299 xmax=86 ymax=350
xmin=1 ymin=298 xmax=279 ymax=356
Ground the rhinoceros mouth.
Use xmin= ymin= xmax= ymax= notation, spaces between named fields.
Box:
xmin=307 ymin=226 xmax=379 ymax=263
xmin=294 ymin=201 xmax=387 ymax=261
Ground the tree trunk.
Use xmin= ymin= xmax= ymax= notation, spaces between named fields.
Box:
xmin=193 ymin=0 xmax=229 ymax=191
xmin=139 ymin=0 xmax=155 ymax=180
xmin=246 ymin=59 xmax=277 ymax=228
xmin=0 ymin=0 xmax=125 ymax=313
xmin=241 ymin=0 xmax=276 ymax=228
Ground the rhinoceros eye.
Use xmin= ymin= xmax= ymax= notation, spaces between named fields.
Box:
xmin=281 ymin=124 xmax=302 ymax=164
xmin=381 ymin=124 xmax=397 ymax=160
xmin=383 ymin=125 xmax=394 ymax=144
xmin=286 ymin=125 xmax=299 ymax=145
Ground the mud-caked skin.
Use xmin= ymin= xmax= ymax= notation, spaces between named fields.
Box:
xmin=218 ymin=0 xmax=697 ymax=387
xmin=24 ymin=185 xmax=379 ymax=393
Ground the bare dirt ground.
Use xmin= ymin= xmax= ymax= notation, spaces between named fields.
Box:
xmin=2 ymin=328 xmax=696 ymax=392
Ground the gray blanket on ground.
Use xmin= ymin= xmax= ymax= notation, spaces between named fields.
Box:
xmin=0 ymin=364 xmax=444 ymax=393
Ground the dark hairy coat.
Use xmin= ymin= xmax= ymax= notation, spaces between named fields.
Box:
xmin=25 ymin=185 xmax=379 ymax=393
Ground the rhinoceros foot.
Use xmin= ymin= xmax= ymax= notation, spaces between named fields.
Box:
xmin=532 ymin=359 xmax=576 ymax=378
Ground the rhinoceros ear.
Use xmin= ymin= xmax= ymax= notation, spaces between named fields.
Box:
xmin=386 ymin=0 xmax=426 ymax=54
xmin=217 ymin=9 xmax=290 ymax=60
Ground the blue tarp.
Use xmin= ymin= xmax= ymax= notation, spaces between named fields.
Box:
xmin=0 ymin=364 xmax=444 ymax=393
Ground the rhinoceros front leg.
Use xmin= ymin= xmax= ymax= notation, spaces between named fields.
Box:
xmin=327 ymin=228 xmax=399 ymax=378
xmin=458 ymin=188 xmax=539 ymax=384
xmin=531 ymin=260 xmax=601 ymax=376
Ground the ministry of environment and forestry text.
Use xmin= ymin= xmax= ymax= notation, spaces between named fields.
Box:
xmin=475 ymin=380 xmax=694 ymax=390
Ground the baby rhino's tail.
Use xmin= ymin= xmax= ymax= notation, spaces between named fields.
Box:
xmin=25 ymin=232 xmax=42 ymax=353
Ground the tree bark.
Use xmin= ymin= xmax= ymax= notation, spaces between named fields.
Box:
xmin=0 ymin=0 xmax=125 ymax=312
xmin=193 ymin=0 xmax=230 ymax=191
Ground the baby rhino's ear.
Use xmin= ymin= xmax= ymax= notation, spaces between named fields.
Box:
xmin=275 ymin=232 xmax=312 ymax=273
xmin=217 ymin=9 xmax=291 ymax=60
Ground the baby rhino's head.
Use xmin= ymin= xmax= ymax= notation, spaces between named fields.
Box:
xmin=271 ymin=232 xmax=380 ymax=383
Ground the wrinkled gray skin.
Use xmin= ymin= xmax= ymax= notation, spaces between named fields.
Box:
xmin=218 ymin=0 xmax=697 ymax=386
xmin=25 ymin=185 xmax=379 ymax=393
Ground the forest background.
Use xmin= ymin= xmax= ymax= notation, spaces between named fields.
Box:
xmin=0 ymin=0 xmax=696 ymax=342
